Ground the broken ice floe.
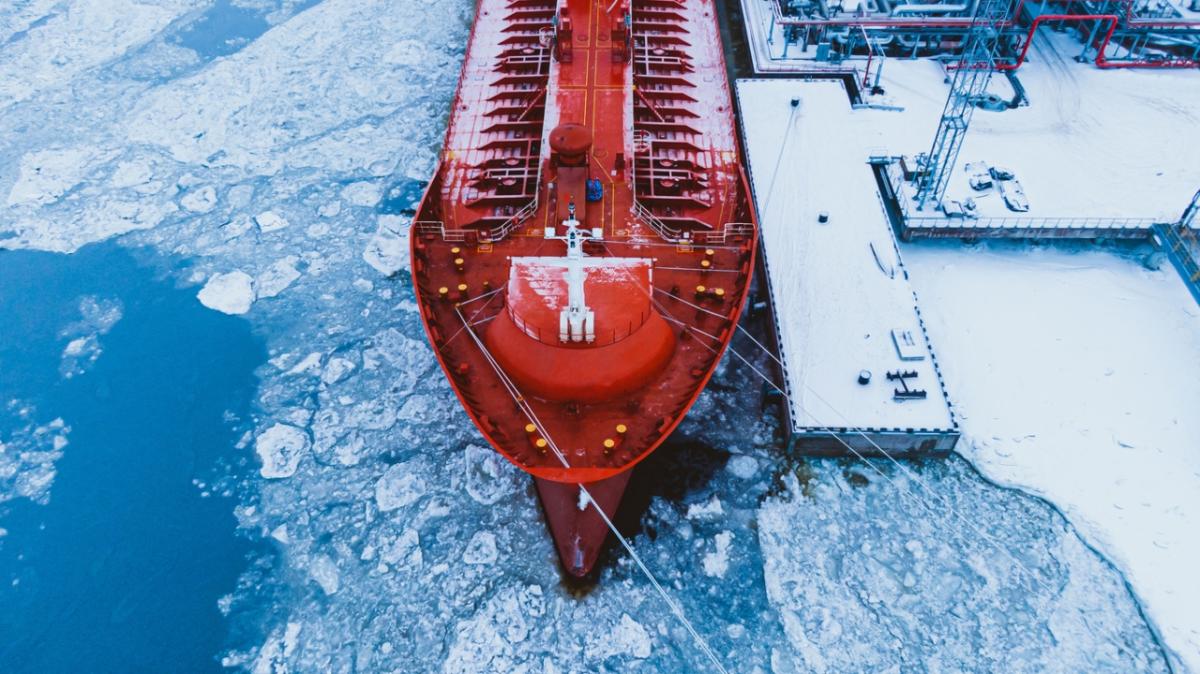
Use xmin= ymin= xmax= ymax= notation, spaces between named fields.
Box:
xmin=374 ymin=461 xmax=426 ymax=511
xmin=198 ymin=271 xmax=256 ymax=315
xmin=464 ymin=443 xmax=521 ymax=506
xmin=58 ymin=295 xmax=123 ymax=379
xmin=0 ymin=401 xmax=71 ymax=506
xmin=255 ymin=256 xmax=301 ymax=299
xmin=254 ymin=210 xmax=290 ymax=233
xmin=758 ymin=461 xmax=1169 ymax=673
xmin=254 ymin=423 xmax=309 ymax=479
xmin=309 ymin=554 xmax=340 ymax=595
xmin=180 ymin=184 xmax=218 ymax=213
xmin=462 ymin=531 xmax=498 ymax=566
xmin=363 ymin=215 xmax=411 ymax=277
xmin=701 ymin=531 xmax=734 ymax=579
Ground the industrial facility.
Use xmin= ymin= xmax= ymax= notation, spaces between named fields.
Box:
xmin=744 ymin=0 xmax=1200 ymax=68
xmin=731 ymin=0 xmax=1200 ymax=455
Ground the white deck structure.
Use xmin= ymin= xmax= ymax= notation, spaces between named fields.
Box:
xmin=736 ymin=78 xmax=957 ymax=452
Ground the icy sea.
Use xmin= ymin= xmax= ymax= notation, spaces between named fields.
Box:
xmin=0 ymin=1 xmax=1174 ymax=672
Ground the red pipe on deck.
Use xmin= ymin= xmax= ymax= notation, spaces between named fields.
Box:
xmin=769 ymin=0 xmax=1200 ymax=28
xmin=991 ymin=14 xmax=1200 ymax=69
xmin=765 ymin=0 xmax=1200 ymax=68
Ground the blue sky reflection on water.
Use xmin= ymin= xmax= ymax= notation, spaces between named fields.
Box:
xmin=0 ymin=243 xmax=268 ymax=673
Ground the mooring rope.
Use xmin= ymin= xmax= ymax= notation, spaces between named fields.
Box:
xmin=452 ymin=305 xmax=730 ymax=674
xmin=664 ymin=302 xmax=1082 ymax=604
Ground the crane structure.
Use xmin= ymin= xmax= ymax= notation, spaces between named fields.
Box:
xmin=914 ymin=0 xmax=1012 ymax=211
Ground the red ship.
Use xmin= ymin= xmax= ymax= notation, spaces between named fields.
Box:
xmin=411 ymin=0 xmax=757 ymax=577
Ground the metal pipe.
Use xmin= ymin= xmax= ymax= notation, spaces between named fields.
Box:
xmin=766 ymin=0 xmax=1200 ymax=65
xmin=770 ymin=0 xmax=1200 ymax=29
xmin=891 ymin=0 xmax=976 ymax=15
xmin=991 ymin=13 xmax=1200 ymax=69
xmin=861 ymin=25 xmax=876 ymax=87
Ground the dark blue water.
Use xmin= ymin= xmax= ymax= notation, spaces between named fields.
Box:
xmin=0 ymin=243 xmax=267 ymax=673
xmin=172 ymin=0 xmax=323 ymax=61
xmin=173 ymin=0 xmax=271 ymax=59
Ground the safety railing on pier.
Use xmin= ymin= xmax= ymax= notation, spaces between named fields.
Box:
xmin=904 ymin=215 xmax=1159 ymax=233
xmin=879 ymin=159 xmax=1160 ymax=239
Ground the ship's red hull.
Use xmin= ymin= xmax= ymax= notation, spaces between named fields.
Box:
xmin=412 ymin=0 xmax=757 ymax=577
xmin=534 ymin=472 xmax=633 ymax=577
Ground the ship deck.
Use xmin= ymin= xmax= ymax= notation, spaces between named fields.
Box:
xmin=412 ymin=0 xmax=757 ymax=482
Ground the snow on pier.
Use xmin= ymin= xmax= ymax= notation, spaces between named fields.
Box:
xmin=736 ymin=78 xmax=957 ymax=454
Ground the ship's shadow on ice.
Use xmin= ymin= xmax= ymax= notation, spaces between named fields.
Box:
xmin=558 ymin=434 xmax=729 ymax=594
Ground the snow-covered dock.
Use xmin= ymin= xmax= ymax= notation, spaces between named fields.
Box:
xmin=735 ymin=78 xmax=958 ymax=456
xmin=881 ymin=161 xmax=1169 ymax=241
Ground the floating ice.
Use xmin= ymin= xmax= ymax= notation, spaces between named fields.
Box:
xmin=379 ymin=529 xmax=422 ymax=569
xmin=309 ymin=554 xmax=340 ymax=595
xmin=586 ymin=613 xmax=652 ymax=661
xmin=0 ymin=0 xmax=202 ymax=107
xmin=363 ymin=215 xmax=411 ymax=277
xmin=249 ymin=622 xmax=301 ymax=674
xmin=255 ymin=256 xmax=301 ymax=299
xmin=686 ymin=495 xmax=724 ymax=520
xmin=340 ymin=181 xmax=382 ymax=207
xmin=58 ymin=295 xmax=123 ymax=378
xmin=320 ymin=357 xmax=356 ymax=385
xmin=463 ymin=444 xmax=521 ymax=506
xmin=0 ymin=403 xmax=70 ymax=506
xmin=198 ymin=271 xmax=256 ymax=315
xmin=702 ymin=531 xmax=734 ymax=579
xmin=463 ymin=531 xmax=498 ymax=566
xmin=758 ymin=462 xmax=1169 ymax=672
xmin=443 ymin=584 xmax=546 ymax=672
xmin=59 ymin=336 xmax=100 ymax=379
xmin=6 ymin=145 xmax=119 ymax=206
xmin=374 ymin=462 xmax=425 ymax=511
xmin=285 ymin=352 xmax=323 ymax=376
xmin=317 ymin=201 xmax=342 ymax=218
xmin=180 ymin=185 xmax=218 ymax=213
xmin=253 ymin=211 xmax=288 ymax=233
xmin=254 ymin=423 xmax=308 ymax=479
xmin=726 ymin=454 xmax=758 ymax=479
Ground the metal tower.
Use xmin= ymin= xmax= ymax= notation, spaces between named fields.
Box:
xmin=914 ymin=0 xmax=1012 ymax=211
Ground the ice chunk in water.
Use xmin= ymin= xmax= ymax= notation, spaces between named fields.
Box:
xmin=254 ymin=423 xmax=308 ymax=479
xmin=374 ymin=462 xmax=425 ymax=511
xmin=198 ymin=271 xmax=256 ymax=315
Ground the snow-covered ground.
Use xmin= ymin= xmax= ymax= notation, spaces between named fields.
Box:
xmin=0 ymin=0 xmax=1186 ymax=671
xmin=875 ymin=45 xmax=1200 ymax=222
xmin=737 ymin=78 xmax=956 ymax=435
xmin=736 ymin=26 xmax=1200 ymax=224
xmin=904 ymin=241 xmax=1200 ymax=672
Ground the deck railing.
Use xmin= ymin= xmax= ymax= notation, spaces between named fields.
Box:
xmin=413 ymin=189 xmax=539 ymax=244
xmin=881 ymin=160 xmax=1160 ymax=238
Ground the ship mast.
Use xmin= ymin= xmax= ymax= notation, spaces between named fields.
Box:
xmin=545 ymin=199 xmax=603 ymax=343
